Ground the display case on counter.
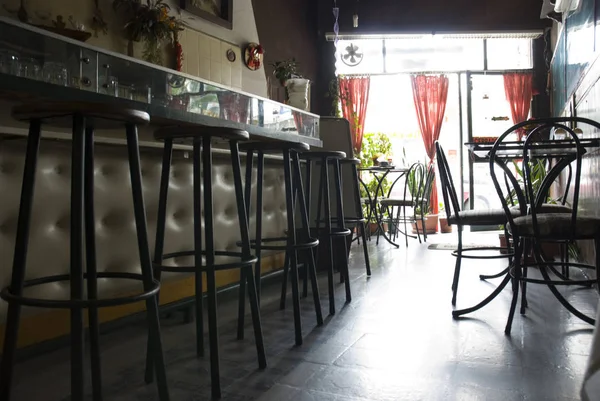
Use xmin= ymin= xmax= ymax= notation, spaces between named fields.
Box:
xmin=0 ymin=17 xmax=320 ymax=145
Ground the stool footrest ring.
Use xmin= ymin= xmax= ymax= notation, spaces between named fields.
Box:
xmin=156 ymin=250 xmax=257 ymax=273
xmin=0 ymin=272 xmax=159 ymax=309
xmin=451 ymin=246 xmax=514 ymax=259
xmin=238 ymin=236 xmax=319 ymax=251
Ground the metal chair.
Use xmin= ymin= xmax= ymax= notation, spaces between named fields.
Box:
xmin=489 ymin=117 xmax=600 ymax=334
xmin=436 ymin=141 xmax=515 ymax=307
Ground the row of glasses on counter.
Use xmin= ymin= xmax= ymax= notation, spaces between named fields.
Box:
xmin=0 ymin=49 xmax=69 ymax=85
xmin=0 ymin=49 xmax=152 ymax=103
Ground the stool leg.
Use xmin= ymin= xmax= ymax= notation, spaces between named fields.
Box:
xmin=255 ymin=152 xmax=264 ymax=298
xmin=321 ymin=158 xmax=336 ymax=315
xmin=70 ymin=114 xmax=87 ymax=401
xmin=145 ymin=138 xmax=173 ymax=383
xmin=84 ymin=125 xmax=102 ymax=401
xmin=236 ymin=150 xmax=253 ymax=340
xmin=333 ymin=159 xmax=351 ymax=303
xmin=230 ymin=141 xmax=266 ymax=369
xmin=292 ymin=153 xmax=323 ymax=326
xmin=302 ymin=161 xmax=312 ymax=298
xmin=283 ymin=150 xmax=303 ymax=345
xmin=193 ymin=139 xmax=205 ymax=357
xmin=202 ymin=136 xmax=221 ymax=399
xmin=351 ymin=164 xmax=371 ymax=275
xmin=125 ymin=124 xmax=170 ymax=400
xmin=280 ymin=252 xmax=290 ymax=310
xmin=0 ymin=120 xmax=42 ymax=401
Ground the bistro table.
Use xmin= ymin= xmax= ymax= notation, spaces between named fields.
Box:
xmin=358 ymin=166 xmax=409 ymax=248
xmin=454 ymin=137 xmax=600 ymax=320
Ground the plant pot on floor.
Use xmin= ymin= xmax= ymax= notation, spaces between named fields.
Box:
xmin=439 ymin=217 xmax=453 ymax=233
xmin=412 ymin=214 xmax=438 ymax=234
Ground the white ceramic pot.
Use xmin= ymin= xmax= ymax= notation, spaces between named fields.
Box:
xmin=285 ymin=78 xmax=310 ymax=111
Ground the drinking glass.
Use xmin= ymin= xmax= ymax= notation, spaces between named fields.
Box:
xmin=20 ymin=58 xmax=42 ymax=80
xmin=0 ymin=50 xmax=21 ymax=76
xmin=43 ymin=62 xmax=68 ymax=86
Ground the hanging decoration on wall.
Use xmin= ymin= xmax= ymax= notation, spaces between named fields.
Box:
xmin=341 ymin=43 xmax=363 ymax=67
xmin=353 ymin=0 xmax=359 ymax=28
xmin=173 ymin=31 xmax=184 ymax=71
xmin=244 ymin=43 xmax=264 ymax=71
xmin=332 ymin=0 xmax=339 ymax=45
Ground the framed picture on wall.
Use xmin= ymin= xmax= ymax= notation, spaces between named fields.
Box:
xmin=180 ymin=0 xmax=233 ymax=30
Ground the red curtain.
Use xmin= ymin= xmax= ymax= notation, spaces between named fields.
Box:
xmin=503 ymin=72 xmax=533 ymax=141
xmin=339 ymin=76 xmax=370 ymax=155
xmin=411 ymin=74 xmax=449 ymax=215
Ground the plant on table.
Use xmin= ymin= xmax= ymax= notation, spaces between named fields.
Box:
xmin=358 ymin=133 xmax=393 ymax=225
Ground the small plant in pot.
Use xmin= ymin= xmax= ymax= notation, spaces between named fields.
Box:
xmin=271 ymin=58 xmax=310 ymax=110
xmin=438 ymin=202 xmax=452 ymax=233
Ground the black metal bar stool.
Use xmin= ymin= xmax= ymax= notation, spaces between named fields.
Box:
xmin=301 ymin=151 xmax=352 ymax=315
xmin=236 ymin=141 xmax=323 ymax=346
xmin=147 ymin=125 xmax=266 ymax=399
xmin=0 ymin=102 xmax=169 ymax=401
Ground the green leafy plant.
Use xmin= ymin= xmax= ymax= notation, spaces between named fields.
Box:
xmin=271 ymin=59 xmax=300 ymax=85
xmin=113 ymin=0 xmax=182 ymax=65
xmin=358 ymin=133 xmax=393 ymax=220
xmin=325 ymin=78 xmax=341 ymax=117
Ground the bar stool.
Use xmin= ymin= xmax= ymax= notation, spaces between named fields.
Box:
xmin=147 ymin=125 xmax=266 ymax=399
xmin=236 ymin=141 xmax=323 ymax=346
xmin=0 ymin=102 xmax=169 ymax=401
xmin=301 ymin=151 xmax=352 ymax=315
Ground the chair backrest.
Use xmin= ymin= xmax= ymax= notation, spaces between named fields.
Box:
xmin=415 ymin=163 xmax=435 ymax=215
xmin=435 ymin=141 xmax=460 ymax=220
xmin=489 ymin=117 xmax=600 ymax=240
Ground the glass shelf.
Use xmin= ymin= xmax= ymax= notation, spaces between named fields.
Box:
xmin=0 ymin=17 xmax=320 ymax=142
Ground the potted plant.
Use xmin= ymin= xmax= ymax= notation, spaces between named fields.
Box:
xmin=271 ymin=59 xmax=310 ymax=110
xmin=113 ymin=0 xmax=182 ymax=64
xmin=439 ymin=202 xmax=452 ymax=233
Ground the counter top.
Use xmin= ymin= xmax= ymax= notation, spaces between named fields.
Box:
xmin=0 ymin=17 xmax=321 ymax=147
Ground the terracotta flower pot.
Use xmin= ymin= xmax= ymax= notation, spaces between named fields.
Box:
xmin=412 ymin=214 xmax=439 ymax=234
xmin=439 ymin=217 xmax=453 ymax=233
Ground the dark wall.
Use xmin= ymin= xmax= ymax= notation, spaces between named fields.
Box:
xmin=252 ymin=0 xmax=320 ymax=111
xmin=321 ymin=0 xmax=550 ymax=33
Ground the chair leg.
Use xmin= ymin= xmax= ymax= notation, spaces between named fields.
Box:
xmin=321 ymin=159 xmax=336 ymax=315
xmin=84 ymin=125 xmax=102 ymax=401
xmin=0 ymin=119 xmax=41 ymax=401
xmin=283 ymin=150 xmax=303 ymax=345
xmin=451 ymin=225 xmax=463 ymax=306
xmin=333 ymin=159 xmax=351 ymax=303
xmin=237 ymin=149 xmax=253 ymax=341
xmin=192 ymin=139 xmax=205 ymax=355
xmin=505 ymin=239 xmax=523 ymax=335
xmin=202 ymin=136 xmax=221 ymax=399
xmin=520 ymin=238 xmax=529 ymax=315
xmin=125 ymin=124 xmax=170 ymax=400
xmin=280 ymin=252 xmax=290 ymax=310
xmin=292 ymin=153 xmax=323 ymax=326
xmin=351 ymin=164 xmax=371 ymax=275
xmin=255 ymin=153 xmax=265 ymax=299
xmin=145 ymin=138 xmax=173 ymax=383
xmin=229 ymin=141 xmax=267 ymax=369
xmin=70 ymin=114 xmax=87 ymax=401
xmin=302 ymin=160 xmax=312 ymax=298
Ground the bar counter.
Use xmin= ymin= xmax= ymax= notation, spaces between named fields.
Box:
xmin=0 ymin=17 xmax=319 ymax=350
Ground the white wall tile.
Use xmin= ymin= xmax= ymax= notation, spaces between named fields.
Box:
xmin=221 ymin=63 xmax=232 ymax=86
xmin=209 ymin=38 xmax=222 ymax=61
xmin=231 ymin=67 xmax=242 ymax=89
xmin=198 ymin=58 xmax=211 ymax=81
xmin=210 ymin=60 xmax=222 ymax=83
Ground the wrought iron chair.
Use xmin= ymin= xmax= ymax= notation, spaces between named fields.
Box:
xmin=436 ymin=141 xmax=515 ymax=306
xmin=489 ymin=117 xmax=600 ymax=334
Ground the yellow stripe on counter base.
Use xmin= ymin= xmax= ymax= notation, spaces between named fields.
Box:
xmin=0 ymin=253 xmax=285 ymax=350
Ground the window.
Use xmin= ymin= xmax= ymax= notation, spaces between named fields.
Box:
xmin=486 ymin=38 xmax=533 ymax=70
xmin=336 ymin=40 xmax=384 ymax=75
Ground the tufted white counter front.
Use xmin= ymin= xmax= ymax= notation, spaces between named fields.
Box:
xmin=0 ymin=133 xmax=291 ymax=348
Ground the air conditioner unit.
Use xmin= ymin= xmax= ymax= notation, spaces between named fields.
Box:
xmin=554 ymin=0 xmax=580 ymax=13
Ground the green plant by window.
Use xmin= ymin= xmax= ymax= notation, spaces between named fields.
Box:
xmin=271 ymin=59 xmax=300 ymax=85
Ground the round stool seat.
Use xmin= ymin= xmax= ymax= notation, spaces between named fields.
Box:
xmin=239 ymin=141 xmax=310 ymax=153
xmin=341 ymin=157 xmax=361 ymax=165
xmin=12 ymin=101 xmax=150 ymax=128
xmin=155 ymin=125 xmax=249 ymax=141
xmin=302 ymin=151 xmax=347 ymax=160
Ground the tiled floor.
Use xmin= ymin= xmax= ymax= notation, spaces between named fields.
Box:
xmin=9 ymin=232 xmax=599 ymax=400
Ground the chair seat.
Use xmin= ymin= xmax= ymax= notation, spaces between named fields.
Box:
xmin=510 ymin=213 xmax=600 ymax=239
xmin=510 ymin=204 xmax=572 ymax=214
xmin=301 ymin=151 xmax=346 ymax=160
xmin=340 ymin=158 xmax=360 ymax=165
xmin=155 ymin=125 xmax=249 ymax=141
xmin=239 ymin=141 xmax=309 ymax=153
xmin=12 ymin=101 xmax=150 ymax=128
xmin=380 ymin=198 xmax=413 ymax=207
xmin=448 ymin=208 xmax=519 ymax=226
